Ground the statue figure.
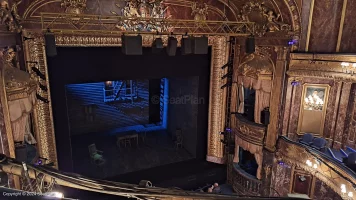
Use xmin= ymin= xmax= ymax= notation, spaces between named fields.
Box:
xmin=264 ymin=10 xmax=281 ymax=32
xmin=0 ymin=0 xmax=21 ymax=32
xmin=191 ymin=2 xmax=208 ymax=21
xmin=60 ymin=0 xmax=87 ymax=14
xmin=1 ymin=47 xmax=36 ymax=91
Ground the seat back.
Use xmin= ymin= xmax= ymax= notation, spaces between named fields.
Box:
xmin=313 ymin=138 xmax=326 ymax=148
xmin=302 ymin=133 xmax=313 ymax=143
xmin=88 ymin=144 xmax=97 ymax=156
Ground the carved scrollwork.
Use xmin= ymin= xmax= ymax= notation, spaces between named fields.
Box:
xmin=234 ymin=115 xmax=266 ymax=145
xmin=112 ymin=0 xmax=170 ymax=32
xmin=237 ymin=1 xmax=291 ymax=36
xmin=277 ymin=138 xmax=355 ymax=199
xmin=0 ymin=0 xmax=22 ymax=32
xmin=61 ymin=0 xmax=87 ymax=14
xmin=1 ymin=47 xmax=37 ymax=100
xmin=191 ymin=2 xmax=208 ymax=21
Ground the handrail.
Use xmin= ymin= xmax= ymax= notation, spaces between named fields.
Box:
xmin=279 ymin=136 xmax=356 ymax=180
xmin=0 ymin=154 xmax=306 ymax=199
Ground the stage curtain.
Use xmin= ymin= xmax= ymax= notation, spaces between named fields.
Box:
xmin=237 ymin=76 xmax=271 ymax=124
xmin=235 ymin=136 xmax=263 ymax=180
xmin=7 ymin=91 xmax=36 ymax=142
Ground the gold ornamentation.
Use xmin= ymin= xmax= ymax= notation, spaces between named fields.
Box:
xmin=237 ymin=1 xmax=291 ymax=36
xmin=191 ymin=2 xmax=208 ymax=21
xmin=0 ymin=0 xmax=22 ymax=32
xmin=233 ymin=115 xmax=266 ymax=145
xmin=23 ymin=32 xmax=228 ymax=165
xmin=237 ymin=53 xmax=274 ymax=80
xmin=40 ymin=12 xmax=253 ymax=36
xmin=1 ymin=47 xmax=37 ymax=100
xmin=112 ymin=0 xmax=170 ymax=32
xmin=277 ymin=138 xmax=354 ymax=198
xmin=264 ymin=165 xmax=271 ymax=179
xmin=288 ymin=53 xmax=356 ymax=82
xmin=61 ymin=0 xmax=87 ymax=14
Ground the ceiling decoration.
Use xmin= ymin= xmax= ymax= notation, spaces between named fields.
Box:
xmin=60 ymin=0 xmax=87 ymax=14
xmin=0 ymin=0 xmax=22 ymax=32
xmin=112 ymin=0 xmax=170 ymax=32
xmin=237 ymin=1 xmax=291 ymax=36
xmin=191 ymin=2 xmax=209 ymax=21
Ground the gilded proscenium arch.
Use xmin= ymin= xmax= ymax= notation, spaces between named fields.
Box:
xmin=22 ymin=32 xmax=229 ymax=166
xmin=23 ymin=0 xmax=238 ymax=21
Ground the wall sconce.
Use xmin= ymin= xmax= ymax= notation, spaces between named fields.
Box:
xmin=348 ymin=192 xmax=353 ymax=198
xmin=341 ymin=62 xmax=356 ymax=75
xmin=306 ymin=160 xmax=312 ymax=167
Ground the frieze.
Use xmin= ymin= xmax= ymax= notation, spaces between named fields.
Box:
xmin=277 ymin=137 xmax=356 ymax=199
xmin=234 ymin=115 xmax=266 ymax=146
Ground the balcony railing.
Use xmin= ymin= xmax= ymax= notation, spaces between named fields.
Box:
xmin=277 ymin=136 xmax=356 ymax=199
xmin=232 ymin=163 xmax=262 ymax=196
xmin=233 ymin=114 xmax=267 ymax=146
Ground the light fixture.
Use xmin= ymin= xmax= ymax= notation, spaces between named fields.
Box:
xmin=341 ymin=184 xmax=347 ymax=194
xmin=306 ymin=160 xmax=312 ymax=167
xmin=313 ymin=164 xmax=317 ymax=169
xmin=341 ymin=62 xmax=356 ymax=75
xmin=348 ymin=192 xmax=353 ymax=198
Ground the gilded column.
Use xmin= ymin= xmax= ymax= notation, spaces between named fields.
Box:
xmin=265 ymin=47 xmax=289 ymax=151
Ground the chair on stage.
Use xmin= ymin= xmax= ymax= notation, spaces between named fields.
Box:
xmin=175 ymin=129 xmax=183 ymax=149
xmin=88 ymin=144 xmax=106 ymax=166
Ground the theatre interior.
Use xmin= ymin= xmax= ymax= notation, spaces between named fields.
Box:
xmin=0 ymin=0 xmax=356 ymax=199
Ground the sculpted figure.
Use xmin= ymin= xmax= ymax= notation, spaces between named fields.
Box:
xmin=264 ymin=10 xmax=281 ymax=32
xmin=191 ymin=2 xmax=208 ymax=21
xmin=0 ymin=0 xmax=22 ymax=32
xmin=1 ymin=47 xmax=35 ymax=90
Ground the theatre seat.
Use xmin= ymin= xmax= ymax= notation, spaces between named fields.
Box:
xmin=299 ymin=133 xmax=313 ymax=146
xmin=311 ymin=138 xmax=326 ymax=152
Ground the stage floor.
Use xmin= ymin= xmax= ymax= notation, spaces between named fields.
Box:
xmin=71 ymin=130 xmax=193 ymax=179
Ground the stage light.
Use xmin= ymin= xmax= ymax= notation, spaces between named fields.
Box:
xmin=23 ymin=36 xmax=34 ymax=41
xmin=221 ymin=72 xmax=232 ymax=79
xmin=122 ymin=35 xmax=143 ymax=55
xmin=221 ymin=61 xmax=232 ymax=69
xmin=166 ymin=36 xmax=178 ymax=56
xmin=44 ymin=29 xmax=57 ymax=57
xmin=246 ymin=36 xmax=255 ymax=54
xmin=152 ymin=38 xmax=163 ymax=53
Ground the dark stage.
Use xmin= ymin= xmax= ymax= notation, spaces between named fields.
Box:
xmin=47 ymin=47 xmax=212 ymax=184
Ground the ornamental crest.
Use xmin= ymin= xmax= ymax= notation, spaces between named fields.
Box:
xmin=113 ymin=0 xmax=170 ymax=32
xmin=237 ymin=1 xmax=291 ymax=36
xmin=61 ymin=0 xmax=87 ymax=14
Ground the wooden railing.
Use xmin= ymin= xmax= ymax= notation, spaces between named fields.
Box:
xmin=233 ymin=114 xmax=267 ymax=146
xmin=232 ymin=164 xmax=262 ymax=196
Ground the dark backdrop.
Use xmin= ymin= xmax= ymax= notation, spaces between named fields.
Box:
xmin=47 ymin=47 xmax=211 ymax=173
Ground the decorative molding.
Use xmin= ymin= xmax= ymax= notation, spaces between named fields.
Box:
xmin=234 ymin=115 xmax=266 ymax=146
xmin=288 ymin=53 xmax=356 ymax=82
xmin=237 ymin=1 xmax=292 ymax=37
xmin=23 ymin=31 xmax=228 ymax=165
xmin=60 ymin=0 xmax=87 ymax=14
xmin=277 ymin=138 xmax=353 ymax=199
xmin=191 ymin=2 xmax=208 ymax=21
xmin=0 ymin=0 xmax=22 ymax=32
